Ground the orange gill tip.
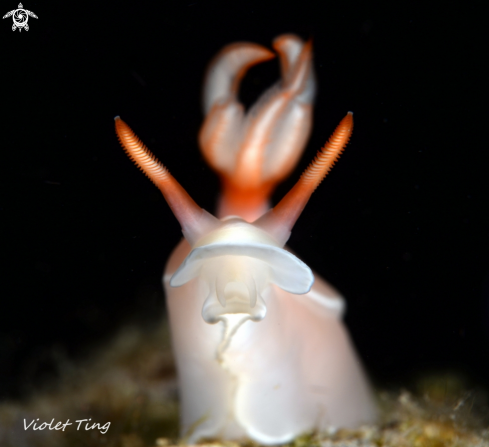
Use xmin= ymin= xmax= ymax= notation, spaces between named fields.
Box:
xmin=114 ymin=116 xmax=219 ymax=245
xmin=272 ymin=34 xmax=312 ymax=62
xmin=284 ymin=38 xmax=313 ymax=95
xmin=254 ymin=112 xmax=353 ymax=245
xmin=273 ymin=36 xmax=313 ymax=93
xmin=272 ymin=34 xmax=301 ymax=76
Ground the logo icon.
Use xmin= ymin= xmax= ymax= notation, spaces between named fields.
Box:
xmin=3 ymin=3 xmax=38 ymax=32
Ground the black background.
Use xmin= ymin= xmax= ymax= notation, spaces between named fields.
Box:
xmin=2 ymin=1 xmax=488 ymax=399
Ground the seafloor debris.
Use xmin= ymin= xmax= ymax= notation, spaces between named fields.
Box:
xmin=1 ymin=322 xmax=488 ymax=447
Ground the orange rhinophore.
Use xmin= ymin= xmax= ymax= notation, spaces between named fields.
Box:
xmin=115 ymin=34 xmax=376 ymax=445
xmin=115 ymin=116 xmax=219 ymax=245
xmin=256 ymin=112 xmax=353 ymax=243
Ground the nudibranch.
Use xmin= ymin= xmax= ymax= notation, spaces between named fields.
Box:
xmin=115 ymin=34 xmax=376 ymax=444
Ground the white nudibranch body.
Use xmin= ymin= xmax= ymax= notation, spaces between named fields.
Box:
xmin=115 ymin=33 xmax=377 ymax=445
xmin=164 ymin=218 xmax=375 ymax=443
